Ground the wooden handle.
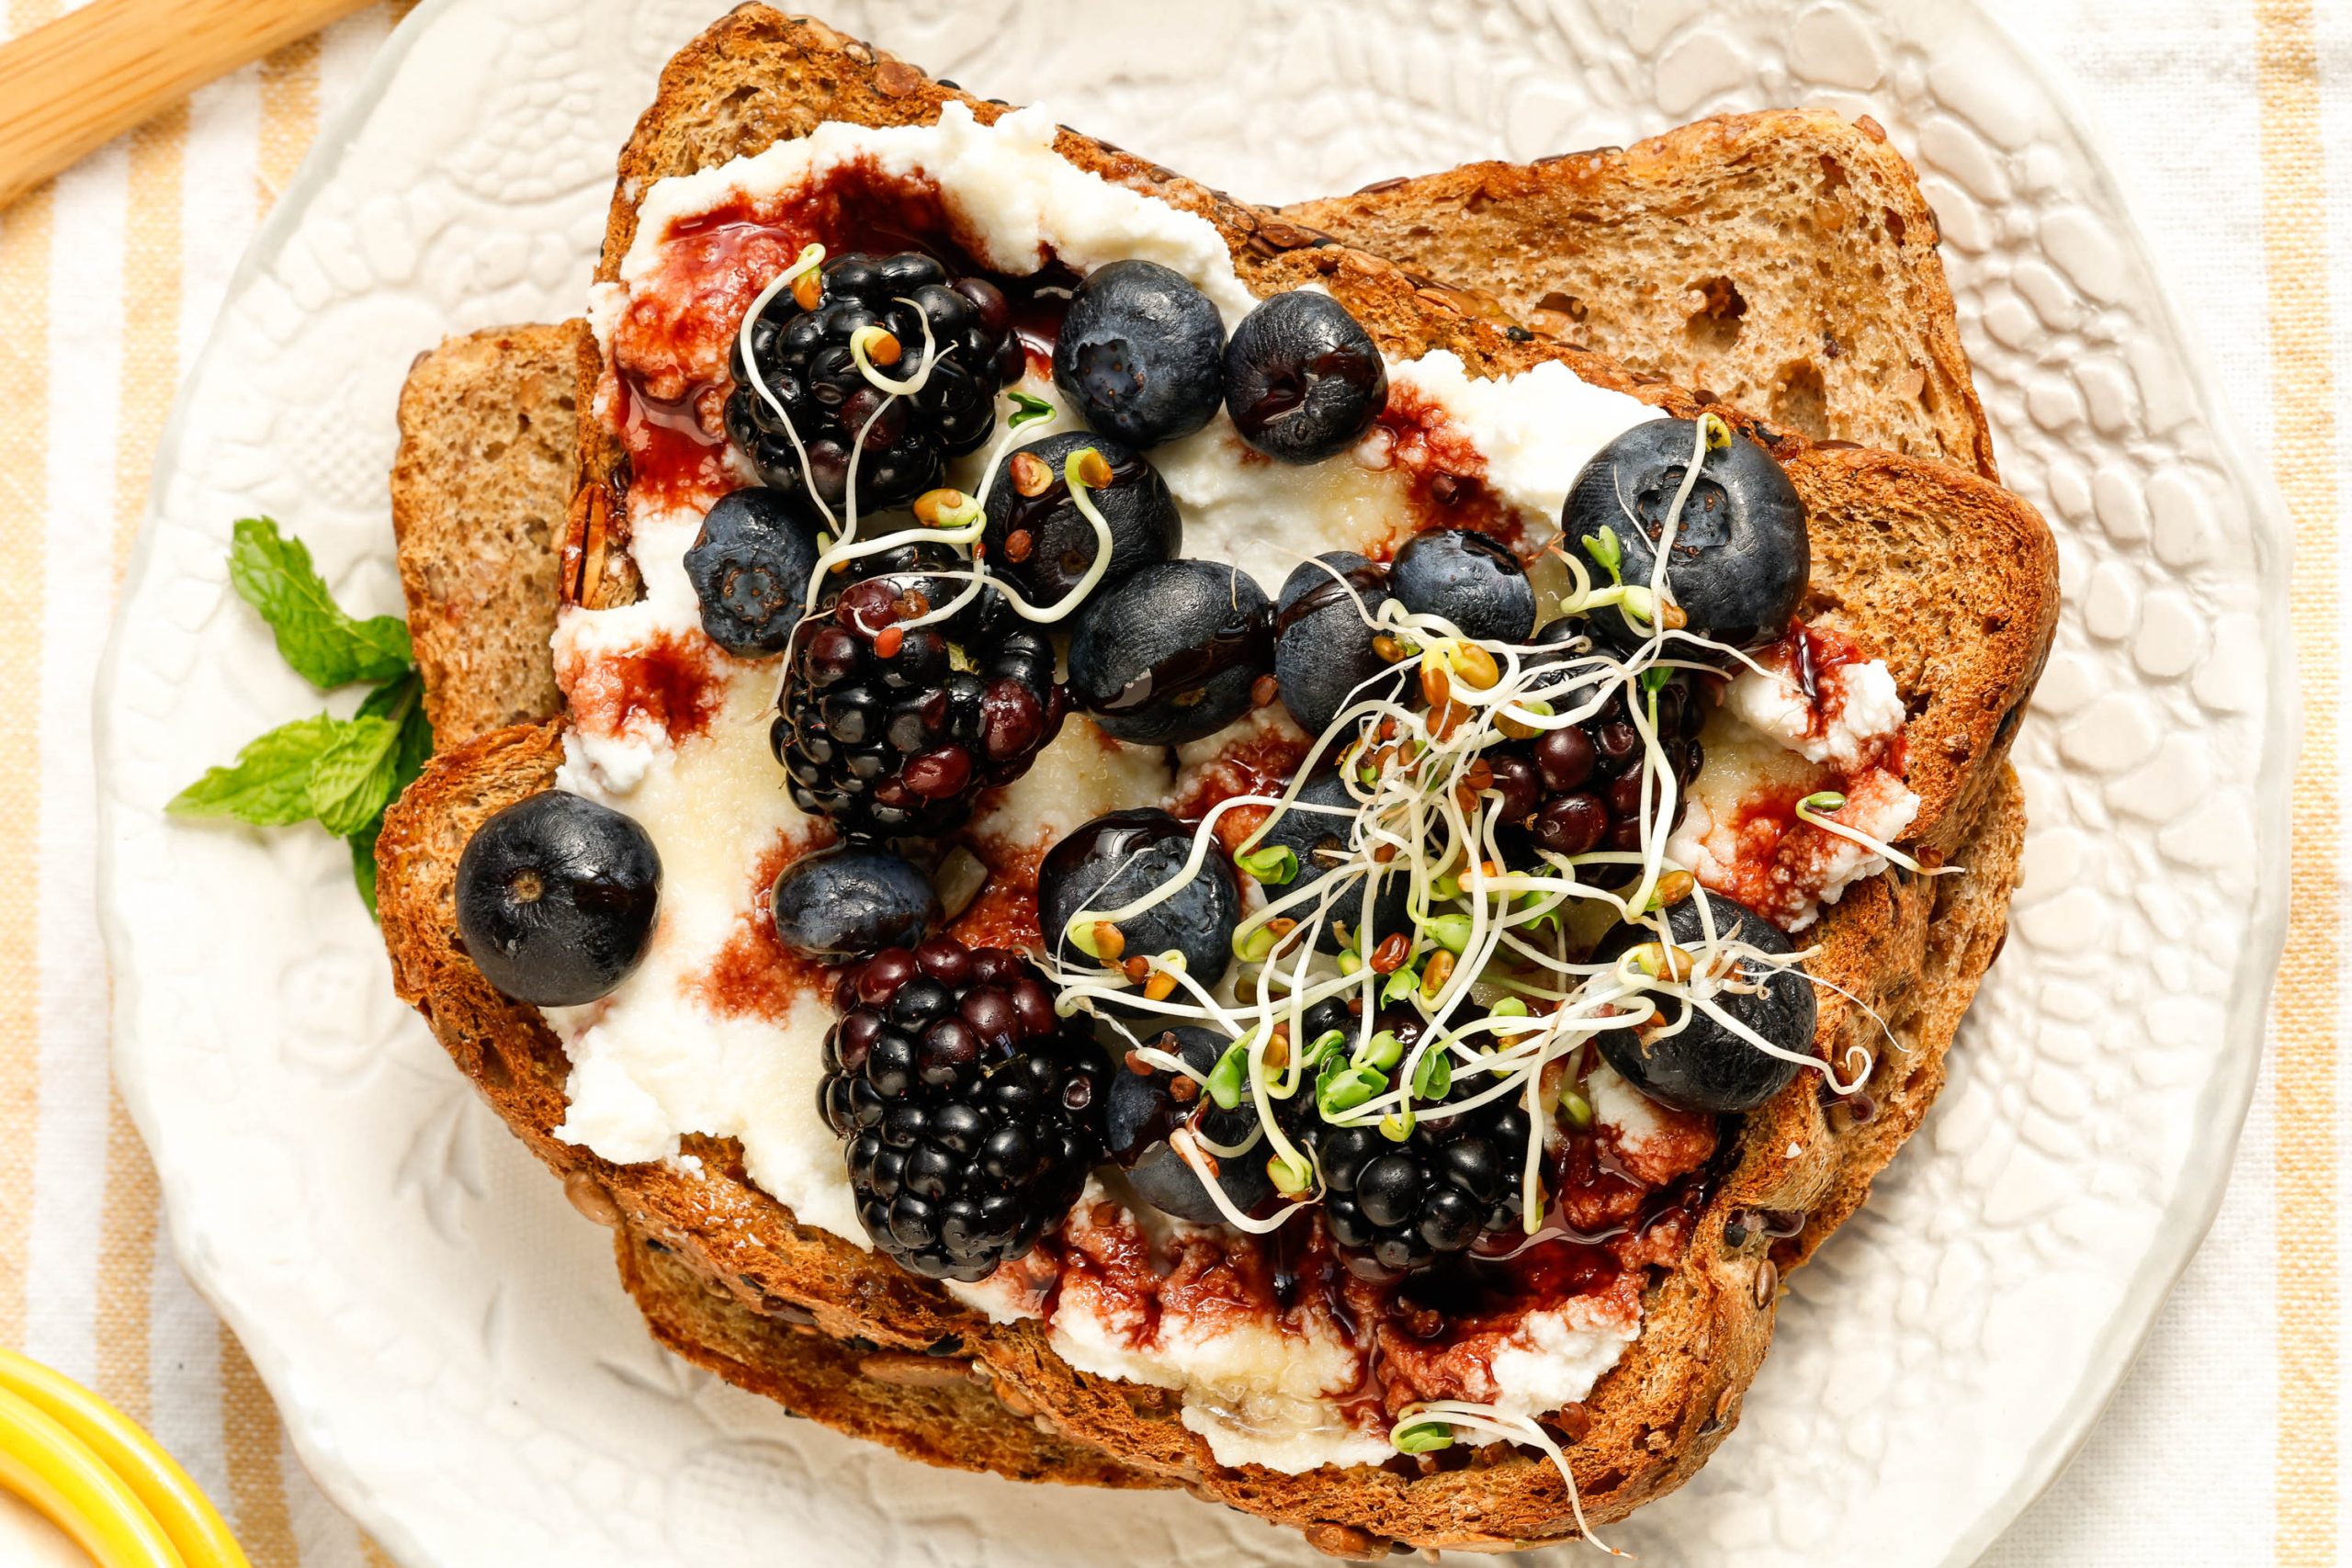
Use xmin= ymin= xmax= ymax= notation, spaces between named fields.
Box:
xmin=0 ymin=0 xmax=372 ymax=211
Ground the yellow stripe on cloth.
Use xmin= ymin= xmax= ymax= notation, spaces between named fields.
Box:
xmin=0 ymin=182 xmax=48 ymax=1355
xmin=0 ymin=0 xmax=60 ymax=1350
xmin=2256 ymin=3 xmax=2341 ymax=1565
xmin=220 ymin=1328 xmax=299 ymax=1568
xmin=95 ymin=100 xmax=187 ymax=1436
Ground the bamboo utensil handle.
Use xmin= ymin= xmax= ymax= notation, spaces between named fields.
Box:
xmin=0 ymin=0 xmax=371 ymax=212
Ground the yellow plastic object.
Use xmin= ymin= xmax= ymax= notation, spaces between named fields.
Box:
xmin=0 ymin=1348 xmax=251 ymax=1568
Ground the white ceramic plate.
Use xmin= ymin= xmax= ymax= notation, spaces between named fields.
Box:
xmin=96 ymin=0 xmax=2290 ymax=1562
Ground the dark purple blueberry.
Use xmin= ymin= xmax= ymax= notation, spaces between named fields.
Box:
xmin=1244 ymin=767 xmax=1410 ymax=953
xmin=684 ymin=487 xmax=822 ymax=656
xmin=1223 ymin=290 xmax=1386 ymax=463
xmin=1387 ymin=529 xmax=1536 ymax=645
xmin=1037 ymin=808 xmax=1238 ymax=990
xmin=1561 ymin=419 xmax=1808 ymax=654
xmin=456 ymin=791 xmax=660 ymax=1006
xmin=979 ymin=431 xmax=1180 ymax=612
xmin=1589 ymin=891 xmax=1815 ymax=1113
xmin=1052 ymin=260 xmax=1227 ymax=449
xmin=1066 ymin=559 xmax=1272 ymax=747
xmin=1272 ymin=552 xmax=1401 ymax=739
xmin=1104 ymin=1025 xmax=1276 ymax=1224
xmin=771 ymin=845 xmax=940 ymax=959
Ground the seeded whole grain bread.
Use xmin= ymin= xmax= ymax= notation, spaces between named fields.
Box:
xmin=377 ymin=8 xmax=2057 ymax=1552
xmin=1284 ymin=109 xmax=1997 ymax=481
xmin=390 ymin=322 xmax=587 ymax=745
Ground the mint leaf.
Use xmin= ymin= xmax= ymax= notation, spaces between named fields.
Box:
xmin=348 ymin=821 xmax=382 ymax=919
xmin=230 ymin=517 xmax=413 ymax=688
xmin=308 ymin=716 xmax=402 ymax=837
xmin=167 ymin=715 xmax=344 ymax=826
xmin=359 ymin=671 xmax=433 ymax=800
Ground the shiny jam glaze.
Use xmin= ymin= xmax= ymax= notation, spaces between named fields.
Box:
xmin=1364 ymin=383 xmax=1531 ymax=556
xmin=558 ymin=629 xmax=730 ymax=746
xmin=692 ymin=828 xmax=834 ymax=1021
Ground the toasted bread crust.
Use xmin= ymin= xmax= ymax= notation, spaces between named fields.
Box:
xmin=615 ymin=1226 xmax=1159 ymax=1487
xmin=1284 ymin=110 xmax=1996 ymax=481
xmin=378 ymin=8 xmax=2059 ymax=1551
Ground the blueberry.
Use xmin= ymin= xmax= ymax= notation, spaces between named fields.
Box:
xmin=1067 ymin=560 xmax=1272 ymax=747
xmin=1105 ymin=1025 xmax=1275 ymax=1223
xmin=1223 ymin=290 xmax=1387 ymax=463
xmin=1053 ymin=260 xmax=1227 ymax=448
xmin=1245 ymin=768 xmax=1408 ymax=953
xmin=1589 ymin=891 xmax=1815 ymax=1113
xmin=771 ymin=845 xmax=941 ymax=959
xmin=456 ymin=791 xmax=661 ymax=1006
xmin=1387 ymin=529 xmax=1535 ymax=645
xmin=1272 ymin=553 xmax=1402 ymax=738
xmin=684 ymin=487 xmax=823 ymax=656
xmin=1562 ymin=419 xmax=1808 ymax=653
xmin=979 ymin=432 xmax=1181 ymax=611
xmin=1038 ymin=808 xmax=1238 ymax=990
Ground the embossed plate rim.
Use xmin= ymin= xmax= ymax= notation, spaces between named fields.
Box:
xmin=94 ymin=0 xmax=2289 ymax=1563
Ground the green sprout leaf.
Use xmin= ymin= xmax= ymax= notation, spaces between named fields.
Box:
xmin=1205 ymin=1043 xmax=1250 ymax=1111
xmin=1579 ymin=525 xmax=1623 ymax=584
xmin=1412 ymin=1048 xmax=1453 ymax=1100
xmin=1392 ymin=1421 xmax=1454 ymax=1455
xmin=1007 ymin=389 xmax=1055 ymax=428
xmin=1235 ymin=844 xmax=1297 ymax=886
xmin=229 ymin=517 xmax=412 ymax=688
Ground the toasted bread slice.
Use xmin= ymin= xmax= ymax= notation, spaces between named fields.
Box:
xmin=391 ymin=322 xmax=586 ymax=745
xmin=614 ymin=1224 xmax=1159 ymax=1487
xmin=390 ymin=103 xmax=2025 ymax=1488
xmin=1283 ymin=110 xmax=1996 ymax=480
xmin=379 ymin=8 xmax=2057 ymax=1551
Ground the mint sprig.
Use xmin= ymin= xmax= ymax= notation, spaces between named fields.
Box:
xmin=170 ymin=519 xmax=429 ymax=917
xmin=229 ymin=517 xmax=413 ymax=687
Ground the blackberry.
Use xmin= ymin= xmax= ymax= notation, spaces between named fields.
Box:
xmin=774 ymin=543 xmax=1067 ymax=840
xmin=1307 ymin=1025 xmax=1534 ymax=1277
xmin=1487 ymin=621 xmax=1705 ymax=863
xmin=725 ymin=251 xmax=1024 ymax=516
xmin=820 ymin=939 xmax=1106 ymax=1281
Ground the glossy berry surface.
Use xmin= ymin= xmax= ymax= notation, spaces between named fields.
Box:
xmin=775 ymin=544 xmax=1066 ymax=840
xmin=455 ymin=791 xmax=660 ymax=1006
xmin=978 ymin=431 xmax=1180 ymax=611
xmin=1386 ymin=528 xmax=1537 ymax=645
xmin=1245 ymin=767 xmax=1409 ymax=953
xmin=683 ymin=486 xmax=821 ymax=656
xmin=725 ymin=251 xmax=1023 ymax=514
xmin=771 ymin=844 xmax=940 ymax=960
xmin=1052 ymin=259 xmax=1227 ymax=449
xmin=1037 ymin=807 xmax=1239 ymax=991
xmin=1561 ymin=419 xmax=1808 ymax=653
xmin=1106 ymin=1025 xmax=1276 ymax=1224
xmin=820 ymin=940 xmax=1106 ymax=1281
xmin=1310 ymin=1041 xmax=1532 ymax=1278
xmin=1590 ymin=891 xmax=1815 ymax=1113
xmin=1491 ymin=620 xmax=1704 ymax=863
xmin=1066 ymin=559 xmax=1272 ymax=746
xmin=1272 ymin=552 xmax=1402 ymax=739
xmin=1223 ymin=290 xmax=1387 ymax=463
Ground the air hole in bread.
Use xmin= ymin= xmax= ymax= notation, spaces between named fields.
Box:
xmin=479 ymin=1045 xmax=514 ymax=1091
xmin=1818 ymin=153 xmax=1849 ymax=194
xmin=1683 ymin=275 xmax=1747 ymax=356
xmin=1534 ymin=289 xmax=1587 ymax=323
xmin=1768 ymin=359 xmax=1828 ymax=439
xmin=1883 ymin=206 xmax=1907 ymax=245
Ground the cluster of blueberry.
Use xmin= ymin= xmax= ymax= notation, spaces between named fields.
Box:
xmin=449 ymin=239 xmax=1828 ymax=1289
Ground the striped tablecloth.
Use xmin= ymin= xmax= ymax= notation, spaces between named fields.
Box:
xmin=0 ymin=1 xmax=2327 ymax=1562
